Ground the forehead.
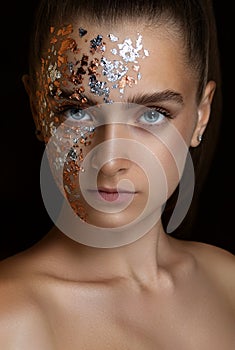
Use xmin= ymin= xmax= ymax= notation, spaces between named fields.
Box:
xmin=39 ymin=21 xmax=194 ymax=104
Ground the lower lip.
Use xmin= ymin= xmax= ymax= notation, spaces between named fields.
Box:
xmin=87 ymin=190 xmax=135 ymax=203
xmin=99 ymin=191 xmax=119 ymax=202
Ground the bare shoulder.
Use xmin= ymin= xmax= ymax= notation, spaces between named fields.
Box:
xmin=0 ymin=254 xmax=54 ymax=349
xmin=181 ymin=239 xmax=235 ymax=310
xmin=186 ymin=240 xmax=235 ymax=276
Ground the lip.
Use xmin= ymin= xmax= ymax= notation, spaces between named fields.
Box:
xmin=87 ymin=188 xmax=137 ymax=203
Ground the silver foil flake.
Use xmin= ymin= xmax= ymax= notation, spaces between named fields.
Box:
xmin=144 ymin=49 xmax=149 ymax=57
xmin=112 ymin=34 xmax=149 ymax=63
xmin=79 ymin=27 xmax=87 ymax=37
xmin=50 ymin=125 xmax=57 ymax=136
xmin=101 ymin=57 xmax=128 ymax=82
xmin=73 ymin=137 xmax=79 ymax=144
xmin=68 ymin=62 xmax=74 ymax=73
xmin=108 ymin=33 xmax=118 ymax=42
xmin=111 ymin=48 xmax=118 ymax=55
xmin=89 ymin=74 xmax=110 ymax=97
xmin=90 ymin=35 xmax=105 ymax=53
xmin=53 ymin=156 xmax=67 ymax=171
xmin=82 ymin=126 xmax=96 ymax=133
xmin=48 ymin=63 xmax=61 ymax=82
xmin=104 ymin=96 xmax=113 ymax=104
xmin=118 ymin=36 xmax=142 ymax=63
xmin=68 ymin=147 xmax=77 ymax=161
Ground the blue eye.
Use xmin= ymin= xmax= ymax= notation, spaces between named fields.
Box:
xmin=64 ymin=108 xmax=92 ymax=121
xmin=138 ymin=108 xmax=166 ymax=126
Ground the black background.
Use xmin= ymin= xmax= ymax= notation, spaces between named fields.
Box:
xmin=0 ymin=1 xmax=234 ymax=259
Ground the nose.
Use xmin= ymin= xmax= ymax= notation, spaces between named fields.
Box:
xmin=91 ymin=123 xmax=132 ymax=177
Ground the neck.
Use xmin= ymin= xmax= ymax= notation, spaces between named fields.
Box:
xmin=41 ymin=221 xmax=176 ymax=288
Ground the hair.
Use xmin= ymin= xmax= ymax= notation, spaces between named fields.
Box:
xmin=27 ymin=0 xmax=222 ymax=239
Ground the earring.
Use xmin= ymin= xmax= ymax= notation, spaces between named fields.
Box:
xmin=197 ymin=134 xmax=202 ymax=142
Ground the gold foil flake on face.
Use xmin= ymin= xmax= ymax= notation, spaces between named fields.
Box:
xmin=88 ymin=58 xmax=99 ymax=75
xmin=70 ymin=92 xmax=87 ymax=104
xmin=36 ymin=26 xmax=151 ymax=141
xmin=67 ymin=86 xmax=88 ymax=104
xmin=63 ymin=153 xmax=85 ymax=219
xmin=58 ymin=38 xmax=77 ymax=56
xmin=50 ymin=24 xmax=74 ymax=55
xmin=80 ymin=54 xmax=89 ymax=66
xmin=118 ymin=75 xmax=136 ymax=92
xmin=62 ymin=126 xmax=95 ymax=221
xmin=57 ymin=24 xmax=73 ymax=37
xmin=50 ymin=36 xmax=58 ymax=45
xmin=43 ymin=25 xmax=150 ymax=105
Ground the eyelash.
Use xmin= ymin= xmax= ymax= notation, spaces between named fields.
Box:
xmin=54 ymin=104 xmax=92 ymax=123
xmin=54 ymin=104 xmax=174 ymax=126
xmin=136 ymin=106 xmax=173 ymax=127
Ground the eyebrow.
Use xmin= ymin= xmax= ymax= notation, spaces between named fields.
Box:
xmin=58 ymin=88 xmax=98 ymax=106
xmin=58 ymin=87 xmax=184 ymax=106
xmin=127 ymin=90 xmax=184 ymax=106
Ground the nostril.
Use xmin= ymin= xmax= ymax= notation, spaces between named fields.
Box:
xmin=100 ymin=159 xmax=129 ymax=176
xmin=91 ymin=157 xmax=131 ymax=177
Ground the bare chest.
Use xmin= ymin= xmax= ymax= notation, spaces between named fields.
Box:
xmin=43 ymin=285 xmax=235 ymax=350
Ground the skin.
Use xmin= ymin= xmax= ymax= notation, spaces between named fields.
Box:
xmin=0 ymin=22 xmax=235 ymax=350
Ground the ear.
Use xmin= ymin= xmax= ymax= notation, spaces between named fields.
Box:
xmin=22 ymin=74 xmax=44 ymax=142
xmin=190 ymin=80 xmax=216 ymax=147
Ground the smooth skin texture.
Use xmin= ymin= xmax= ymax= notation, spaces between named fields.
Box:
xmin=0 ymin=23 xmax=235 ymax=350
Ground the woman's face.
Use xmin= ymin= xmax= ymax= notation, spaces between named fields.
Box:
xmin=33 ymin=20 xmax=210 ymax=236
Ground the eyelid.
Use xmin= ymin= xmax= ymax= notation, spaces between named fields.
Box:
xmin=135 ymin=105 xmax=174 ymax=123
xmin=53 ymin=102 xmax=90 ymax=115
xmin=144 ymin=105 xmax=174 ymax=118
xmin=51 ymin=101 xmax=175 ymax=125
xmin=51 ymin=104 xmax=93 ymax=126
xmin=133 ymin=105 xmax=174 ymax=128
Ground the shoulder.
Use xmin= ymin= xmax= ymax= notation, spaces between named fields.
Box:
xmin=186 ymin=240 xmax=235 ymax=275
xmin=182 ymin=240 xmax=235 ymax=310
xmin=0 ymin=255 xmax=53 ymax=349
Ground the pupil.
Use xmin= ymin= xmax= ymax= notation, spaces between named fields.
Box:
xmin=72 ymin=109 xmax=83 ymax=119
xmin=146 ymin=111 xmax=157 ymax=121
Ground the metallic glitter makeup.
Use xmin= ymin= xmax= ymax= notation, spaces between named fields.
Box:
xmin=35 ymin=24 xmax=150 ymax=220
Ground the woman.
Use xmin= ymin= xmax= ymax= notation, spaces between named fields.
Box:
xmin=0 ymin=0 xmax=234 ymax=348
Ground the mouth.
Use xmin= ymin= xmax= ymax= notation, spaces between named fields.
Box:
xmin=98 ymin=190 xmax=119 ymax=202
xmin=87 ymin=187 xmax=137 ymax=202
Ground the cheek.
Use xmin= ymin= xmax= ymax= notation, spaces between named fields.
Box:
xmin=159 ymin=150 xmax=181 ymax=197
xmin=45 ymin=122 xmax=95 ymax=193
xmin=143 ymin=125 xmax=190 ymax=199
